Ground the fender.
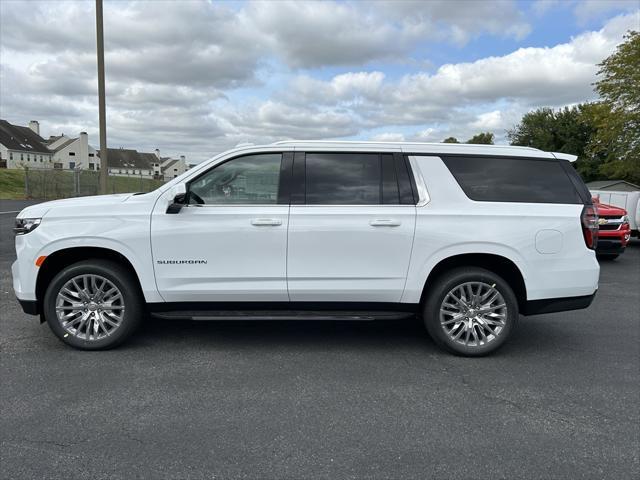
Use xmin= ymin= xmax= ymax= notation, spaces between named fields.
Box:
xmin=36 ymin=237 xmax=163 ymax=303
xmin=401 ymin=241 xmax=529 ymax=304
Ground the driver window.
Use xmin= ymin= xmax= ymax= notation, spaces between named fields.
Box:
xmin=188 ymin=154 xmax=281 ymax=205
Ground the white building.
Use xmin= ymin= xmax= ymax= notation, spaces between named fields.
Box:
xmin=47 ymin=132 xmax=99 ymax=171
xmin=0 ymin=120 xmax=54 ymax=168
xmin=101 ymin=148 xmax=155 ymax=178
xmin=151 ymin=149 xmax=189 ymax=180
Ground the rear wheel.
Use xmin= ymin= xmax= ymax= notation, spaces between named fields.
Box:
xmin=43 ymin=260 xmax=143 ymax=350
xmin=423 ymin=267 xmax=518 ymax=356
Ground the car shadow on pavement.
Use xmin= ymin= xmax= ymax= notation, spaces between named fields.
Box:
xmin=112 ymin=314 xmax=576 ymax=358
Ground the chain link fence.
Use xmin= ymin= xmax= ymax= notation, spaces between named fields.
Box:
xmin=22 ymin=167 xmax=165 ymax=200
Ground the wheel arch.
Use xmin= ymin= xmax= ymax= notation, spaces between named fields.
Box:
xmin=36 ymin=246 xmax=144 ymax=315
xmin=419 ymin=253 xmax=527 ymax=311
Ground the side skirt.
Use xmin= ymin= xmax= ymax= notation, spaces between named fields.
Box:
xmin=147 ymin=302 xmax=419 ymax=321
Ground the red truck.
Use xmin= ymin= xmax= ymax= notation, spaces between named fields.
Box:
xmin=594 ymin=198 xmax=631 ymax=259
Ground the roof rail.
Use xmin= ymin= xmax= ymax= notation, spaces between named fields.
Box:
xmin=271 ymin=140 xmax=541 ymax=151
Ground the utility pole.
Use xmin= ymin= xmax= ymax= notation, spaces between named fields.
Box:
xmin=96 ymin=0 xmax=108 ymax=194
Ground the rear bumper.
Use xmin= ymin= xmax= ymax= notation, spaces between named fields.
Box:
xmin=522 ymin=291 xmax=596 ymax=316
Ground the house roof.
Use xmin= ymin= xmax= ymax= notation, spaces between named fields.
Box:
xmin=99 ymin=148 xmax=154 ymax=170
xmin=0 ymin=119 xmax=51 ymax=154
xmin=49 ymin=137 xmax=76 ymax=152
xmin=586 ymin=180 xmax=640 ymax=190
xmin=161 ymin=159 xmax=179 ymax=172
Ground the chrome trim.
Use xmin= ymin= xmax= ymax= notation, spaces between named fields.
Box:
xmin=407 ymin=156 xmax=430 ymax=206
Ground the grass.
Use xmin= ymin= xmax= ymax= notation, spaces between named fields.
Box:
xmin=0 ymin=169 xmax=26 ymax=199
xmin=0 ymin=168 xmax=165 ymax=200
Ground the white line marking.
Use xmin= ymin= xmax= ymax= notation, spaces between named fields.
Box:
xmin=0 ymin=211 xmax=20 ymax=214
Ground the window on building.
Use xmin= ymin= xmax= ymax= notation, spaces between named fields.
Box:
xmin=20 ymin=154 xmax=24 ymax=161
xmin=54 ymin=163 xmax=63 ymax=169
xmin=89 ymin=153 xmax=94 ymax=157
xmin=40 ymin=157 xmax=43 ymax=162
xmin=69 ymin=162 xmax=76 ymax=170
xmin=69 ymin=152 xmax=76 ymax=156
xmin=9 ymin=152 xmax=13 ymax=160
xmin=27 ymin=154 xmax=31 ymax=161
xmin=89 ymin=163 xmax=95 ymax=170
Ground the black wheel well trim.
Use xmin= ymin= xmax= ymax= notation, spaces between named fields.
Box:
xmin=420 ymin=253 xmax=528 ymax=311
xmin=35 ymin=246 xmax=144 ymax=313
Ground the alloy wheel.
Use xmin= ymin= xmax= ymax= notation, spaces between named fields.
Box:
xmin=439 ymin=281 xmax=507 ymax=347
xmin=55 ymin=274 xmax=125 ymax=341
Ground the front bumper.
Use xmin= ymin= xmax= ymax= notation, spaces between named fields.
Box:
xmin=522 ymin=291 xmax=597 ymax=316
xmin=18 ymin=299 xmax=39 ymax=315
xmin=596 ymin=239 xmax=626 ymax=255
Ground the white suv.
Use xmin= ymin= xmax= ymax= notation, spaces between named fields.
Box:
xmin=12 ymin=141 xmax=600 ymax=355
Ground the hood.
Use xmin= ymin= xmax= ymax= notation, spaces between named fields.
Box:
xmin=596 ymin=202 xmax=627 ymax=216
xmin=17 ymin=193 xmax=135 ymax=219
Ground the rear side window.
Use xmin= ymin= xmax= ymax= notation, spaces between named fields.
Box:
xmin=441 ymin=156 xmax=582 ymax=204
xmin=305 ymin=153 xmax=381 ymax=205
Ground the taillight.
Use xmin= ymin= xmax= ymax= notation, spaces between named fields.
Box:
xmin=581 ymin=205 xmax=598 ymax=249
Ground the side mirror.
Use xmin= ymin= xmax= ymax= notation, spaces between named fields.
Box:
xmin=166 ymin=183 xmax=187 ymax=214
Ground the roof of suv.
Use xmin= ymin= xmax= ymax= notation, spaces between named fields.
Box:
xmin=271 ymin=140 xmax=565 ymax=160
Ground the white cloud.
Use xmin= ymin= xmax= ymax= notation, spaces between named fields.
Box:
xmin=369 ymin=132 xmax=406 ymax=142
xmin=573 ymin=0 xmax=640 ymax=25
xmin=0 ymin=1 xmax=637 ymax=162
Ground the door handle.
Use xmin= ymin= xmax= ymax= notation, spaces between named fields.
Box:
xmin=251 ymin=218 xmax=282 ymax=226
xmin=369 ymin=219 xmax=401 ymax=227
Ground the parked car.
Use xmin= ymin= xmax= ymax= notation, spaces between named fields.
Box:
xmin=12 ymin=141 xmax=600 ymax=356
xmin=593 ymin=198 xmax=631 ymax=259
xmin=590 ymin=189 xmax=640 ymax=238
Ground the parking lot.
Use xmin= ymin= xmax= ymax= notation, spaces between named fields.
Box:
xmin=1 ymin=199 xmax=638 ymax=479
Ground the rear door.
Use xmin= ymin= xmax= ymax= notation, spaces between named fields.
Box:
xmin=287 ymin=151 xmax=416 ymax=303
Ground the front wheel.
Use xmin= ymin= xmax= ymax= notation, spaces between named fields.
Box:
xmin=43 ymin=260 xmax=144 ymax=350
xmin=423 ymin=267 xmax=518 ymax=356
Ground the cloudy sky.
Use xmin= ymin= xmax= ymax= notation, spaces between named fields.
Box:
xmin=0 ymin=0 xmax=638 ymax=163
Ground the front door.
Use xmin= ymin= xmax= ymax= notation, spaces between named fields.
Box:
xmin=287 ymin=152 xmax=416 ymax=303
xmin=151 ymin=153 xmax=290 ymax=302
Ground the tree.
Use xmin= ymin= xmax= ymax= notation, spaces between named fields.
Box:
xmin=442 ymin=136 xmax=460 ymax=143
xmin=466 ymin=132 xmax=494 ymax=144
xmin=507 ymin=105 xmax=602 ymax=180
xmin=588 ymin=30 xmax=639 ymax=184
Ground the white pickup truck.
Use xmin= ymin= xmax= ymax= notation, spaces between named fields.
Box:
xmin=12 ymin=141 xmax=600 ymax=355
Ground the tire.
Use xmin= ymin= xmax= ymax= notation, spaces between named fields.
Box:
xmin=597 ymin=254 xmax=619 ymax=260
xmin=423 ymin=267 xmax=518 ymax=356
xmin=43 ymin=260 xmax=144 ymax=350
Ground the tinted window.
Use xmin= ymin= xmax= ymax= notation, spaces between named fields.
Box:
xmin=189 ymin=154 xmax=281 ymax=204
xmin=381 ymin=154 xmax=400 ymax=204
xmin=442 ymin=156 xmax=582 ymax=204
xmin=306 ymin=153 xmax=381 ymax=205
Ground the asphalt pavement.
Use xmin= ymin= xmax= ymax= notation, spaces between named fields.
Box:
xmin=1 ymin=199 xmax=639 ymax=479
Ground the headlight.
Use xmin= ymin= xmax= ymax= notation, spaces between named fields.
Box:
xmin=14 ymin=218 xmax=41 ymax=235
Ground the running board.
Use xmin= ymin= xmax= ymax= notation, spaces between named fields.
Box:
xmin=151 ymin=310 xmax=415 ymax=321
